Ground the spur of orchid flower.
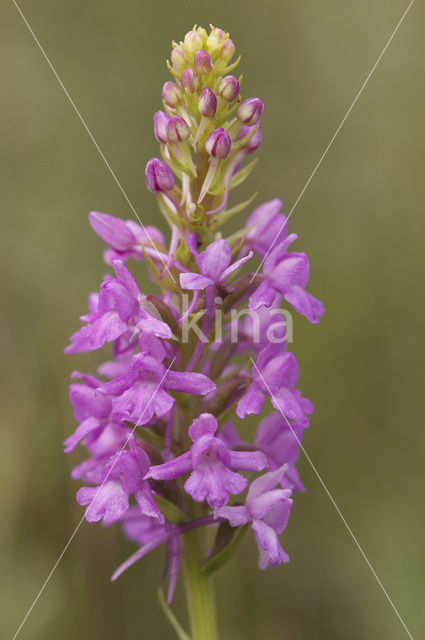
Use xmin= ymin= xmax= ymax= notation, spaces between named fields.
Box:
xmin=65 ymin=24 xmax=323 ymax=640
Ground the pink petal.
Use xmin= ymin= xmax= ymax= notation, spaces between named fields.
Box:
xmin=179 ymin=272 xmax=214 ymax=290
xmin=197 ymin=239 xmax=231 ymax=281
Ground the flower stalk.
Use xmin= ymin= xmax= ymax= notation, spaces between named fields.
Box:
xmin=183 ymin=528 xmax=218 ymax=640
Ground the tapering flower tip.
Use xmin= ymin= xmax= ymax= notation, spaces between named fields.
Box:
xmin=205 ymin=127 xmax=231 ymax=159
xmin=181 ymin=68 xmax=198 ymax=93
xmin=166 ymin=115 xmax=190 ymax=143
xmin=194 ymin=50 xmax=212 ymax=75
xmin=162 ymin=81 xmax=182 ymax=108
xmin=145 ymin=158 xmax=175 ymax=194
xmin=237 ymin=98 xmax=264 ymax=126
xmin=153 ymin=111 xmax=170 ymax=144
xmin=89 ymin=211 xmax=135 ymax=251
xmin=198 ymin=87 xmax=217 ymax=117
xmin=171 ymin=45 xmax=186 ymax=72
xmin=220 ymin=38 xmax=235 ymax=63
xmin=184 ymin=29 xmax=204 ymax=53
xmin=207 ymin=27 xmax=225 ymax=49
xmin=217 ymin=75 xmax=240 ymax=102
xmin=240 ymin=122 xmax=262 ymax=153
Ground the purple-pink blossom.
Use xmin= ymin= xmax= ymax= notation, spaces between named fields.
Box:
xmin=146 ymin=414 xmax=267 ymax=508
xmin=64 ymin=25 xmax=324 ymax=615
xmin=98 ymin=353 xmax=216 ymax=427
xmin=77 ymin=437 xmax=163 ymax=525
xmin=65 ymin=260 xmax=171 ymax=354
xmin=180 ymin=238 xmax=252 ymax=293
xmin=215 ymin=465 xmax=293 ymax=568
xmin=249 ymin=239 xmax=324 ymax=324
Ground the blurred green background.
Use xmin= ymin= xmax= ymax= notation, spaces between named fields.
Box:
xmin=1 ymin=1 xmax=424 ymax=638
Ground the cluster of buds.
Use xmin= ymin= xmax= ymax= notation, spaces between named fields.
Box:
xmin=146 ymin=25 xmax=264 ymax=233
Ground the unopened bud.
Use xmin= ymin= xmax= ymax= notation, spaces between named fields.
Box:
xmin=236 ymin=98 xmax=264 ymax=126
xmin=239 ymin=123 xmax=262 ymax=153
xmin=166 ymin=115 xmax=190 ymax=143
xmin=220 ymin=39 xmax=235 ymax=63
xmin=198 ymin=88 xmax=217 ymax=118
xmin=171 ymin=45 xmax=186 ymax=72
xmin=153 ymin=111 xmax=170 ymax=143
xmin=145 ymin=159 xmax=175 ymax=194
xmin=181 ymin=68 xmax=198 ymax=93
xmin=205 ymin=127 xmax=231 ymax=159
xmin=194 ymin=50 xmax=212 ymax=75
xmin=184 ymin=30 xmax=203 ymax=52
xmin=162 ymin=81 xmax=182 ymax=108
xmin=207 ymin=27 xmax=225 ymax=49
xmin=217 ymin=75 xmax=240 ymax=102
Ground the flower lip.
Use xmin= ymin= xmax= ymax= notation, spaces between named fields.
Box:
xmin=145 ymin=158 xmax=175 ymax=194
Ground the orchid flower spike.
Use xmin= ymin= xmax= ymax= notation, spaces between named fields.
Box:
xmin=64 ymin=24 xmax=323 ymax=638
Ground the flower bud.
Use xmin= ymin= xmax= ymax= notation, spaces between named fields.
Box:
xmin=198 ymin=88 xmax=217 ymax=118
xmin=217 ymin=75 xmax=240 ymax=102
xmin=162 ymin=81 xmax=182 ymax=108
xmin=181 ymin=68 xmax=198 ymax=93
xmin=220 ymin=39 xmax=235 ymax=63
xmin=184 ymin=30 xmax=204 ymax=52
xmin=239 ymin=123 xmax=262 ymax=153
xmin=236 ymin=98 xmax=264 ymax=126
xmin=171 ymin=45 xmax=186 ymax=72
xmin=207 ymin=27 xmax=225 ymax=49
xmin=153 ymin=111 xmax=170 ymax=143
xmin=166 ymin=115 xmax=190 ymax=143
xmin=198 ymin=27 xmax=208 ymax=42
xmin=194 ymin=50 xmax=212 ymax=74
xmin=205 ymin=127 xmax=231 ymax=159
xmin=145 ymin=159 xmax=175 ymax=194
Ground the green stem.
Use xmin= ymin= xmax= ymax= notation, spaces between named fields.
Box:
xmin=183 ymin=528 xmax=219 ymax=640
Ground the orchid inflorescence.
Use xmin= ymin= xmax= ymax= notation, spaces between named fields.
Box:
xmin=65 ymin=24 xmax=324 ymax=635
